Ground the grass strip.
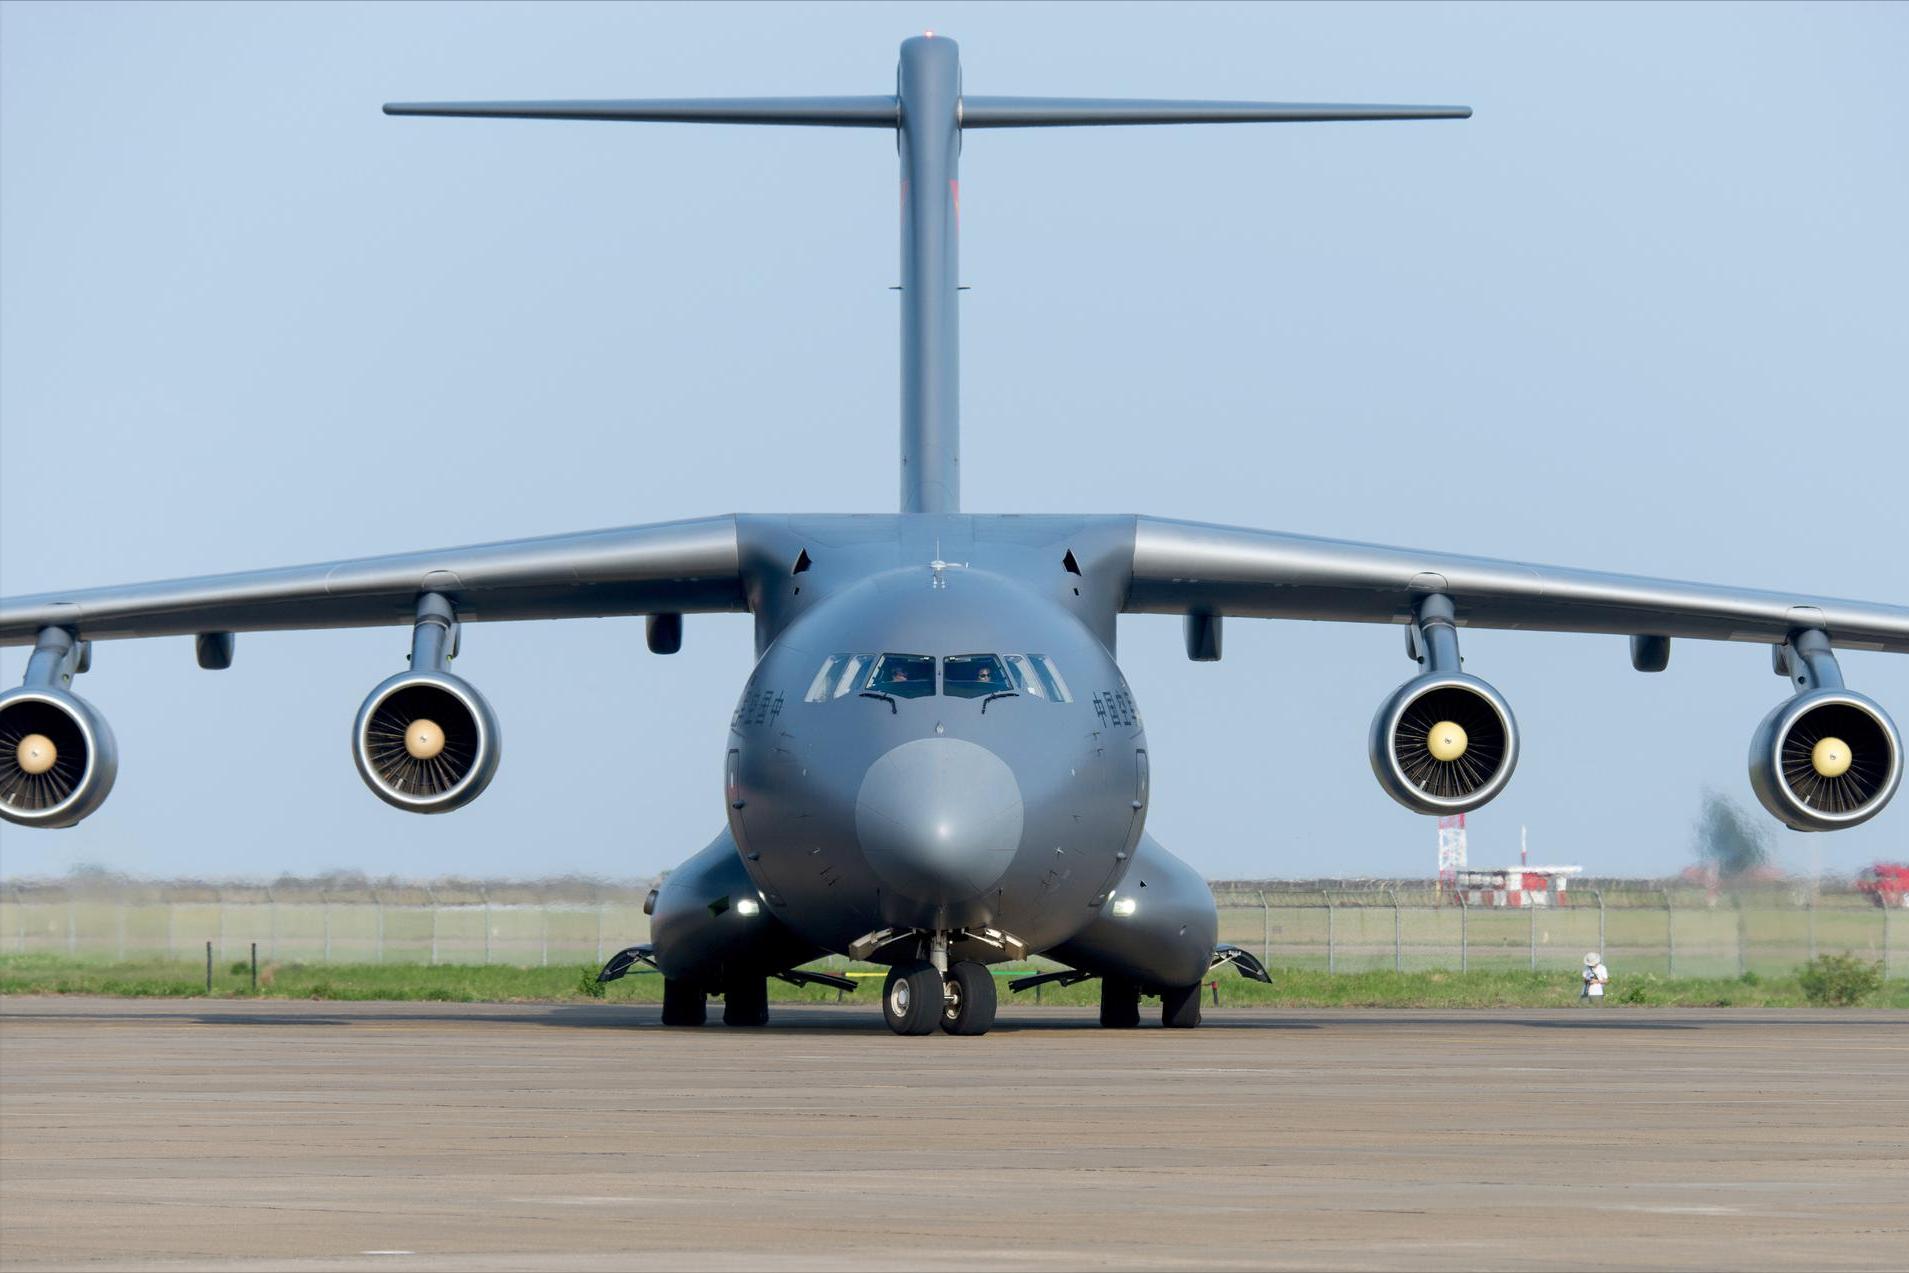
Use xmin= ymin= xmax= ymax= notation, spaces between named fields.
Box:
xmin=2 ymin=954 xmax=1902 ymax=1008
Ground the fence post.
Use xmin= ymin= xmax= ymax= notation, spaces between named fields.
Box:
xmin=1662 ymin=889 xmax=1676 ymax=977
xmin=1734 ymin=892 xmax=1747 ymax=977
xmin=250 ymin=941 xmax=258 ymax=993
xmin=1389 ymin=888 xmax=1402 ymax=973
xmin=1325 ymin=893 xmax=1336 ymax=974
xmin=1883 ymin=905 xmax=1893 ymax=981
xmin=1458 ymin=891 xmax=1468 ymax=973
xmin=1259 ymin=889 xmax=1270 ymax=969
xmin=204 ymin=940 xmax=213 ymax=995
xmin=1529 ymin=898 xmax=1538 ymax=972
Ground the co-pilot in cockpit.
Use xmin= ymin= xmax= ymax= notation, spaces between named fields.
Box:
xmin=802 ymin=652 xmax=1073 ymax=704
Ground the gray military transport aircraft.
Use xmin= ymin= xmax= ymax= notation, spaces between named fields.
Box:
xmin=2 ymin=36 xmax=1905 ymax=1035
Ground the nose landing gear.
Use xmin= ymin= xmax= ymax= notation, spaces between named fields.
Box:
xmin=882 ymin=938 xmax=999 ymax=1036
xmin=882 ymin=961 xmax=944 ymax=1035
xmin=940 ymin=960 xmax=996 ymax=1035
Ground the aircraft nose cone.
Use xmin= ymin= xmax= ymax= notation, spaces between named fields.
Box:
xmin=855 ymin=738 xmax=1024 ymax=903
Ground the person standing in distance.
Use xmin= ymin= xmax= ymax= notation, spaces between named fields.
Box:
xmin=1581 ymin=952 xmax=1609 ymax=1003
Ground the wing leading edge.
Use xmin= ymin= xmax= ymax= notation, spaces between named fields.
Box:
xmin=1125 ymin=516 xmax=1909 ymax=654
xmin=0 ymin=516 xmax=745 ymax=645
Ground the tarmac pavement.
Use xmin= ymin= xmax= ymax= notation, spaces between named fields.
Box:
xmin=1 ymin=998 xmax=1905 ymax=1270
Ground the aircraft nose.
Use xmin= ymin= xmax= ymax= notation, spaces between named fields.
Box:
xmin=855 ymin=738 xmax=1024 ymax=903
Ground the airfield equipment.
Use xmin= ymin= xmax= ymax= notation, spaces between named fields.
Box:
xmin=1855 ymin=863 xmax=1909 ymax=908
xmin=1451 ymin=866 xmax=1581 ymax=909
xmin=3 ymin=36 xmax=1906 ymax=1035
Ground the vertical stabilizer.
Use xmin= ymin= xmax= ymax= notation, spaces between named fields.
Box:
xmin=896 ymin=36 xmax=963 ymax=515
xmin=385 ymin=39 xmax=1468 ymax=518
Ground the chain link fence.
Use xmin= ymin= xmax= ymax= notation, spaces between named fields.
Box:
xmin=1211 ymin=881 xmax=1903 ymax=979
xmin=0 ymin=876 xmax=1900 ymax=977
xmin=0 ymin=879 xmax=652 ymax=967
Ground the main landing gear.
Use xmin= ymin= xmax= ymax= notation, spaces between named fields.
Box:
xmin=657 ymin=974 xmax=768 ymax=1027
xmin=1097 ymin=977 xmax=1199 ymax=1027
xmin=883 ymin=956 xmax=998 ymax=1036
xmin=661 ymin=978 xmax=706 ymax=1027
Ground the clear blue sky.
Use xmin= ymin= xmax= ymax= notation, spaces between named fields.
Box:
xmin=2 ymin=0 xmax=1905 ymax=883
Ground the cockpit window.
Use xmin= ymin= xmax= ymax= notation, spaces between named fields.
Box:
xmin=804 ymin=652 xmax=1070 ymax=703
xmin=804 ymin=653 xmax=875 ymax=702
xmin=868 ymin=653 xmax=936 ymax=698
xmin=1005 ymin=654 xmax=1073 ymax=703
xmin=943 ymin=654 xmax=1011 ymax=699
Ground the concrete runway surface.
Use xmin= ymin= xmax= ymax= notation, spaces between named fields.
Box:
xmin=1 ymin=999 xmax=1905 ymax=1271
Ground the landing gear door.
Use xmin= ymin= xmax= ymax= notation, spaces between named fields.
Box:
xmin=1095 ymin=748 xmax=1147 ymax=906
xmin=725 ymin=748 xmax=755 ymax=858
xmin=1135 ymin=748 xmax=1149 ymax=820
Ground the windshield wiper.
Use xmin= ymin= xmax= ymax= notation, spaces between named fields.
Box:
xmin=859 ymin=691 xmax=898 ymax=714
xmin=980 ymin=690 xmax=1020 ymax=714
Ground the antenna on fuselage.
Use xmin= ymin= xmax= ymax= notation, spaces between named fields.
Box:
xmin=385 ymin=36 xmax=1469 ymax=517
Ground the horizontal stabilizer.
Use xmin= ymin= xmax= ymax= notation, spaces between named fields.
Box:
xmin=383 ymin=96 xmax=897 ymax=127
xmin=961 ymin=96 xmax=1470 ymax=128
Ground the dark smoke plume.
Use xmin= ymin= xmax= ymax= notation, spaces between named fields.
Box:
xmin=1693 ymin=788 xmax=1773 ymax=878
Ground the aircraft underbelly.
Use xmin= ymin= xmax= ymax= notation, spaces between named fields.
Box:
xmin=1042 ymin=832 xmax=1218 ymax=990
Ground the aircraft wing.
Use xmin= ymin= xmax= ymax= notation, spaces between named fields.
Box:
xmin=1124 ymin=516 xmax=1909 ymax=654
xmin=0 ymin=515 xmax=746 ymax=645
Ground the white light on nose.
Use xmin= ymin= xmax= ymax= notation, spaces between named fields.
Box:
xmin=1111 ymin=896 xmax=1138 ymax=917
xmin=735 ymin=897 xmax=761 ymax=917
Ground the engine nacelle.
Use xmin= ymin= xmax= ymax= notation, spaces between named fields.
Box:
xmin=1749 ymin=690 xmax=1901 ymax=832
xmin=1369 ymin=672 xmax=1520 ymax=814
xmin=352 ymin=670 xmax=500 ymax=813
xmin=0 ymin=686 xmax=118 ymax=828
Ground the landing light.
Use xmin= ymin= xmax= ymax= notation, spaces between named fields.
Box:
xmin=1111 ymin=896 xmax=1138 ymax=917
xmin=735 ymin=897 xmax=762 ymax=917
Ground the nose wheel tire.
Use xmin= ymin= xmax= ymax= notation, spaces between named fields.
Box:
xmin=722 ymin=974 xmax=769 ymax=1027
xmin=661 ymin=979 xmax=706 ymax=1027
xmin=1161 ymin=982 xmax=1203 ymax=1029
xmin=883 ymin=961 xmax=944 ymax=1036
xmin=1099 ymin=976 xmax=1141 ymax=1029
xmin=940 ymin=960 xmax=996 ymax=1035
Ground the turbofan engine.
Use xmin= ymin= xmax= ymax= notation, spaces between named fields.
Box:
xmin=1748 ymin=631 xmax=1901 ymax=831
xmin=1369 ymin=594 xmax=1520 ymax=815
xmin=0 ymin=687 xmax=118 ymax=828
xmin=352 ymin=594 xmax=500 ymax=813
xmin=0 ymin=630 xmax=117 ymax=828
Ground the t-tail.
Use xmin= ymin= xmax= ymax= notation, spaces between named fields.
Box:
xmin=386 ymin=35 xmax=1469 ymax=516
